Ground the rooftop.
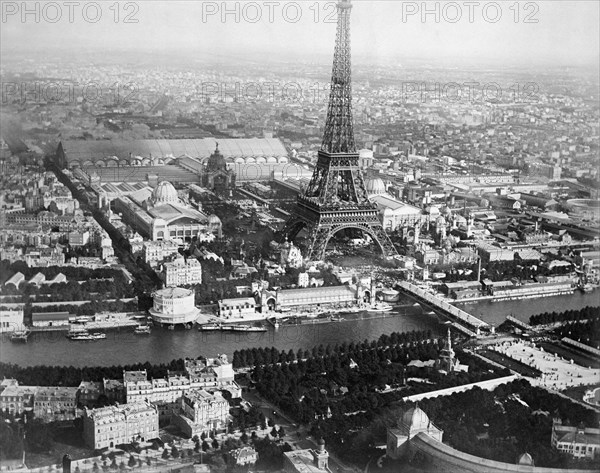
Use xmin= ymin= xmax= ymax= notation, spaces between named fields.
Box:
xmin=153 ymin=287 xmax=194 ymax=299
xmin=283 ymin=449 xmax=328 ymax=473
xmin=60 ymin=138 xmax=288 ymax=163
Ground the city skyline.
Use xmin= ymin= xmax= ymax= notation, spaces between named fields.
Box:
xmin=1 ymin=1 xmax=599 ymax=67
xmin=0 ymin=0 xmax=598 ymax=471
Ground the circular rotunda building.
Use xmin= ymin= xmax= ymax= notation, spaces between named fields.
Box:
xmin=149 ymin=287 xmax=200 ymax=327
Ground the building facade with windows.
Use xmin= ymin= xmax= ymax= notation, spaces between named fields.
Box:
xmin=173 ymin=389 xmax=229 ymax=438
xmin=113 ymin=181 xmax=221 ymax=242
xmin=82 ymin=401 xmax=159 ymax=449
xmin=0 ymin=307 xmax=25 ymax=332
xmin=0 ymin=380 xmax=37 ymax=415
xmin=142 ymin=239 xmax=180 ymax=267
xmin=551 ymin=419 xmax=600 ymax=459
xmin=33 ymin=387 xmax=79 ymax=421
xmin=161 ymin=257 xmax=202 ymax=287
xmin=122 ymin=355 xmax=240 ymax=419
xmin=218 ymin=298 xmax=256 ymax=319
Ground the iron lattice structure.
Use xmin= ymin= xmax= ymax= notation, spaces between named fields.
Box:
xmin=282 ymin=0 xmax=398 ymax=261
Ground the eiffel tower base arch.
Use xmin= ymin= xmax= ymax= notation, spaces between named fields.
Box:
xmin=282 ymin=212 xmax=398 ymax=262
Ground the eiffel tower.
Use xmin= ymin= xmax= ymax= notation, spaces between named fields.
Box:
xmin=281 ymin=0 xmax=398 ymax=261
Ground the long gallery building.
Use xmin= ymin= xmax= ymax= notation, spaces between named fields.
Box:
xmin=55 ymin=138 xmax=307 ymax=183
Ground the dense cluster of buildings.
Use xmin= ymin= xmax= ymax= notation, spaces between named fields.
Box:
xmin=1 ymin=354 xmax=239 ymax=449
xmin=0 ymin=167 xmax=115 ymax=257
xmin=0 ymin=379 xmax=78 ymax=422
xmin=121 ymin=355 xmax=240 ymax=417
xmin=0 ymin=20 xmax=598 ymax=471
xmin=439 ymin=276 xmax=575 ymax=302
xmin=215 ymin=278 xmax=374 ymax=320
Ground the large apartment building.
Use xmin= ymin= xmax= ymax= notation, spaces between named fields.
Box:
xmin=122 ymin=355 xmax=240 ymax=419
xmin=82 ymin=401 xmax=159 ymax=449
xmin=173 ymin=389 xmax=229 ymax=438
xmin=161 ymin=257 xmax=202 ymax=287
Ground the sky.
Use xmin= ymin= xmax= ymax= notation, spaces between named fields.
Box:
xmin=1 ymin=0 xmax=599 ymax=67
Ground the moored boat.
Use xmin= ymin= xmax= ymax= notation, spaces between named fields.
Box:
xmin=67 ymin=328 xmax=89 ymax=339
xmin=68 ymin=329 xmax=105 ymax=341
xmin=70 ymin=334 xmax=95 ymax=341
xmin=10 ymin=330 xmax=31 ymax=343
xmin=227 ymin=324 xmax=267 ymax=332
xmin=368 ymin=302 xmax=393 ymax=312
xmin=134 ymin=325 xmax=151 ymax=335
xmin=578 ymin=283 xmax=594 ymax=293
xmin=198 ymin=323 xmax=222 ymax=331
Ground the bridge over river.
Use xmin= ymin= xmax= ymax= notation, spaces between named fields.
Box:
xmin=396 ymin=281 xmax=490 ymax=337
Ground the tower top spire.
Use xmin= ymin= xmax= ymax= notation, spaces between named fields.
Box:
xmin=321 ymin=0 xmax=356 ymax=154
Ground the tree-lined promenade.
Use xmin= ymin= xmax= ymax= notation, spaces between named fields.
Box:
xmin=230 ymin=330 xmax=510 ymax=466
xmin=529 ymin=306 xmax=598 ymax=327
xmin=232 ymin=329 xmax=437 ymax=368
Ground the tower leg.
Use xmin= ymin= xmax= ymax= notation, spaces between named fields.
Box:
xmin=300 ymin=220 xmax=397 ymax=262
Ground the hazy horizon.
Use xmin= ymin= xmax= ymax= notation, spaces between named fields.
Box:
xmin=1 ymin=1 xmax=599 ymax=68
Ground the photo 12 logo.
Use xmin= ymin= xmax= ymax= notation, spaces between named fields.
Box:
xmin=198 ymin=81 xmax=330 ymax=104
xmin=1 ymin=1 xmax=140 ymax=24
xmin=1 ymin=81 xmax=140 ymax=105
xmin=400 ymin=1 xmax=540 ymax=23
xmin=401 ymin=81 xmax=540 ymax=104
xmin=201 ymin=1 xmax=338 ymax=24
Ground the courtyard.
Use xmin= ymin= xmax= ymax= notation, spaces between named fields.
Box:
xmin=493 ymin=340 xmax=600 ymax=390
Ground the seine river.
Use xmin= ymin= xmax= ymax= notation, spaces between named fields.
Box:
xmin=1 ymin=292 xmax=598 ymax=368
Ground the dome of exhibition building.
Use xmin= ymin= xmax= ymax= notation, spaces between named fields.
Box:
xmin=365 ymin=177 xmax=386 ymax=195
xmin=517 ymin=453 xmax=535 ymax=466
xmin=401 ymin=406 xmax=431 ymax=432
xmin=152 ymin=181 xmax=179 ymax=205
xmin=207 ymin=214 xmax=222 ymax=226
xmin=207 ymin=144 xmax=227 ymax=171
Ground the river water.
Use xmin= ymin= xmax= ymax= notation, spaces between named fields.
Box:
xmin=454 ymin=290 xmax=599 ymax=326
xmin=1 ymin=292 xmax=598 ymax=368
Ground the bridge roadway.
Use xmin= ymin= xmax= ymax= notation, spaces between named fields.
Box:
xmin=396 ymin=281 xmax=489 ymax=337
xmin=506 ymin=315 xmax=533 ymax=331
